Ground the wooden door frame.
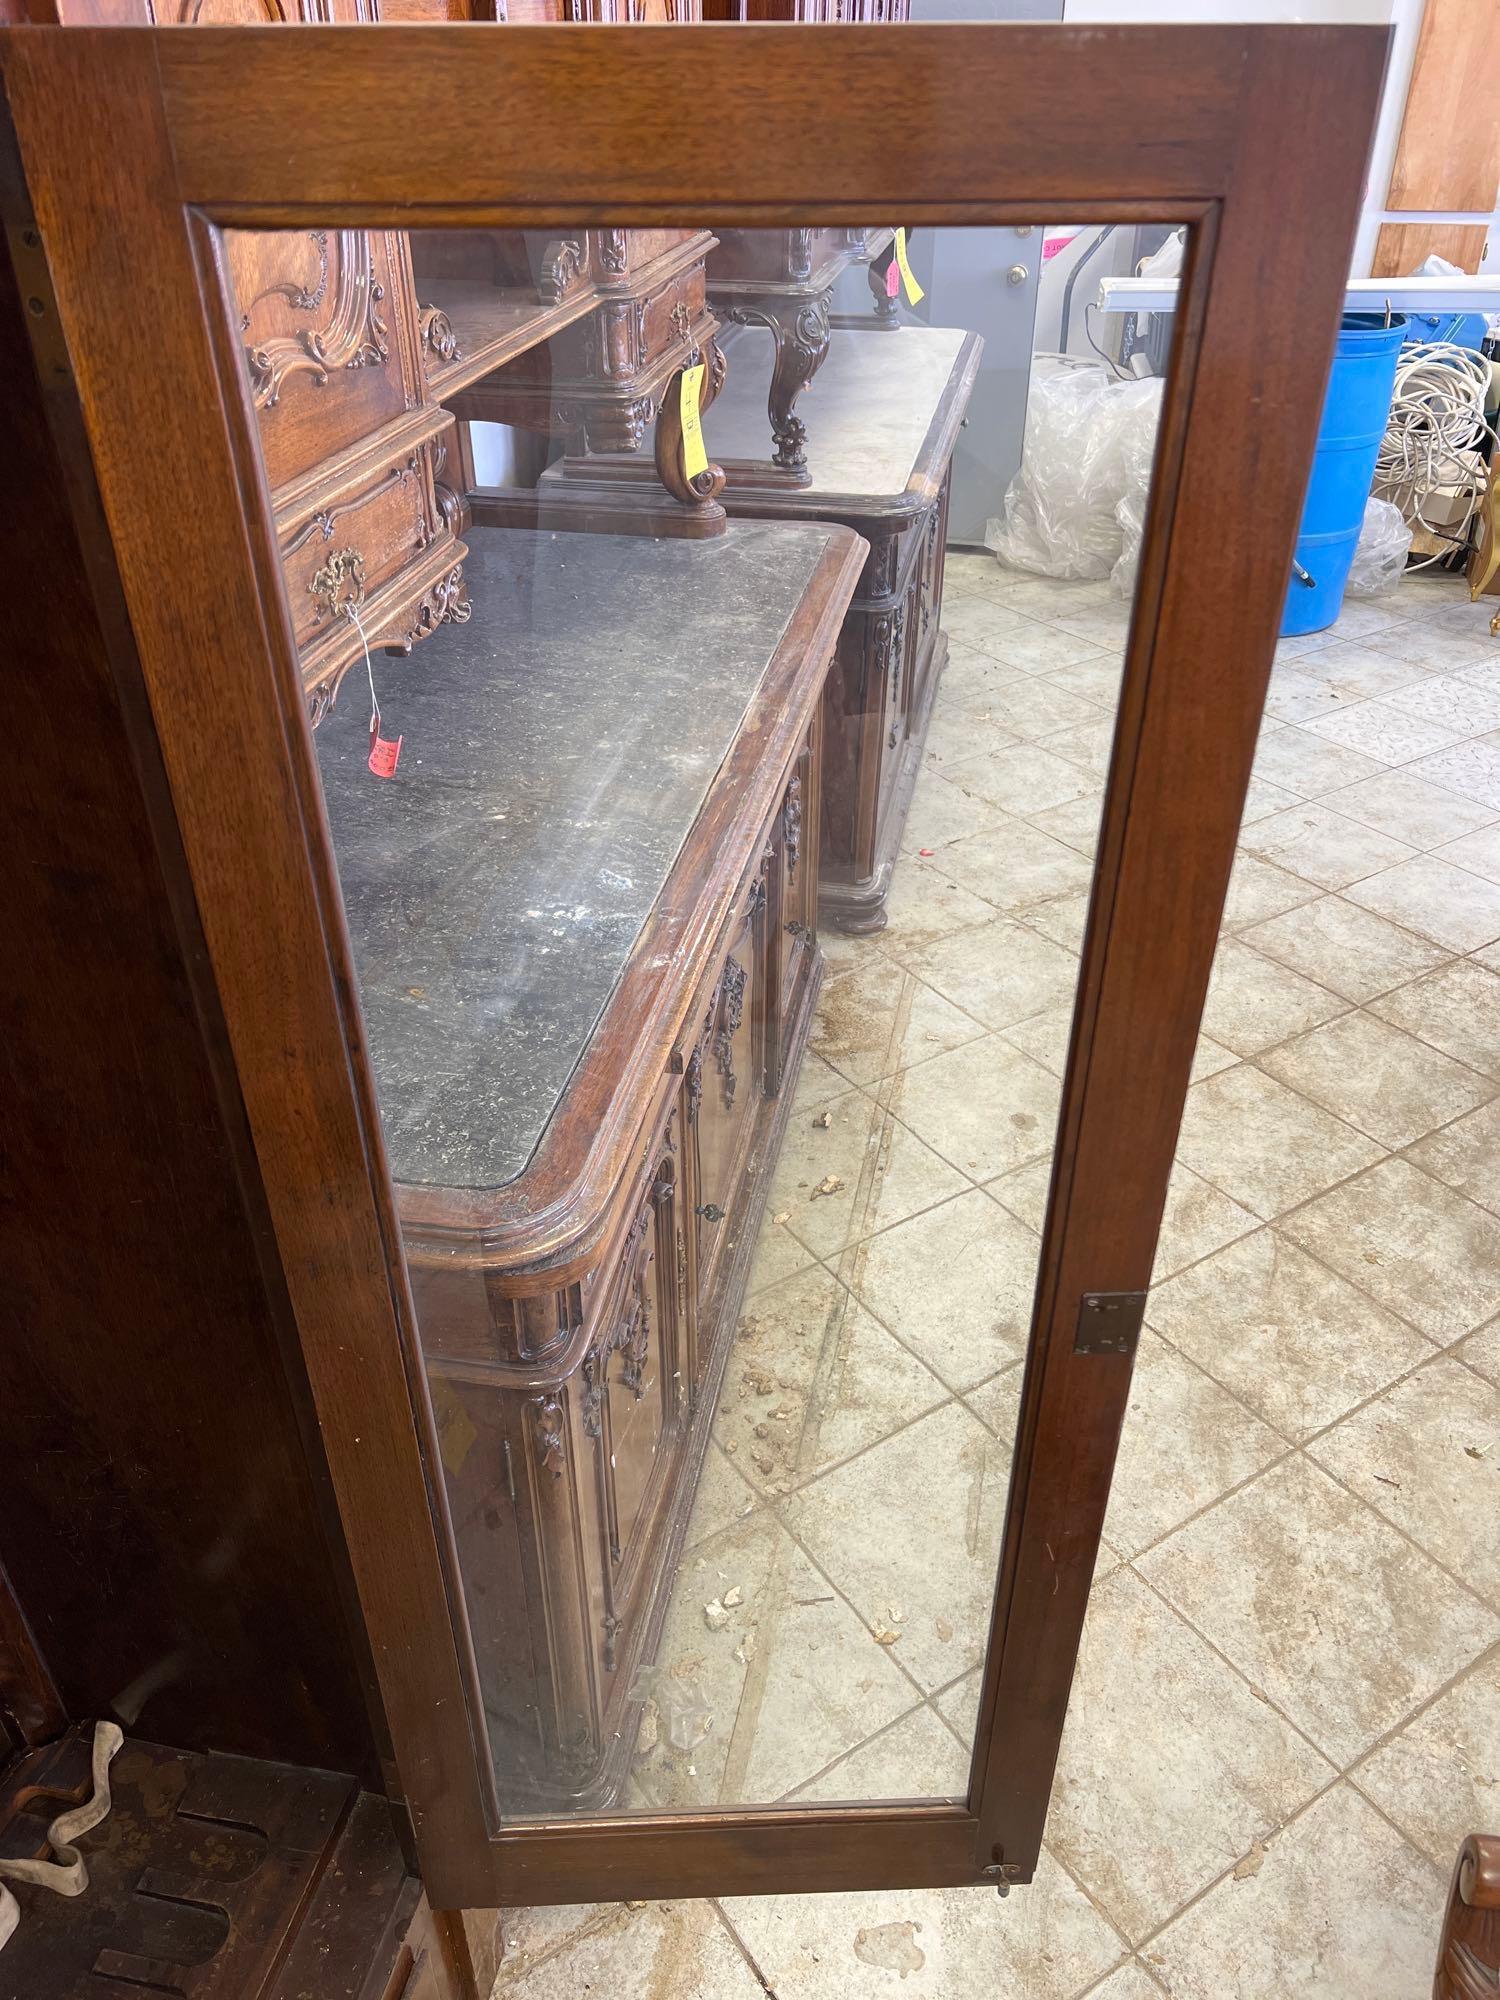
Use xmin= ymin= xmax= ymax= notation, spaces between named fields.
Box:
xmin=1 ymin=20 xmax=1386 ymax=1909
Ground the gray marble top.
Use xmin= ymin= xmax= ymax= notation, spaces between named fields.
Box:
xmin=710 ymin=325 xmax=969 ymax=498
xmin=316 ymin=521 xmax=832 ymax=1192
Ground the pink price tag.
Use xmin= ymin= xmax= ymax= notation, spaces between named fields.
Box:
xmin=368 ymin=718 xmax=403 ymax=779
xmin=885 ymin=259 xmax=900 ymax=299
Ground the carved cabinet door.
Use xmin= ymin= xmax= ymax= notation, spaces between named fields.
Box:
xmin=686 ymin=879 xmax=765 ymax=1325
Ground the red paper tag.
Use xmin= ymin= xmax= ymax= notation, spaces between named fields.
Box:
xmin=368 ymin=729 xmax=402 ymax=779
xmin=885 ymin=259 xmax=900 ymax=299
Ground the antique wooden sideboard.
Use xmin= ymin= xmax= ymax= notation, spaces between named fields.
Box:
xmin=317 ymin=520 xmax=861 ymax=1808
xmin=536 ymin=321 xmax=982 ymax=930
xmin=705 ymin=226 xmax=895 ymax=477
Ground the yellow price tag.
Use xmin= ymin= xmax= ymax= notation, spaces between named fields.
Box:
xmin=679 ymin=362 xmax=708 ymax=481
xmin=894 ymin=227 xmax=924 ymax=306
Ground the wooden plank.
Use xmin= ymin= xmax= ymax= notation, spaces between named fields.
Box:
xmin=1372 ymin=219 xmax=1490 ymax=277
xmin=1387 ymin=0 xmax=1500 ymax=213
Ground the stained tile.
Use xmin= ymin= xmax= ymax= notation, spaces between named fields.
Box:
xmin=745 ymin=1212 xmax=819 ymax=1296
xmin=1037 ymin=718 xmax=1118 ymax=779
xmin=1189 ymin=1035 xmax=1239 ymax=1082
xmin=1149 ymin=1163 xmax=1258 ymax=1281
xmin=1413 ymin=1100 xmax=1500 ymax=1219
xmin=1147 ymin=1784 xmax=1444 ymax=2000
xmin=1026 ymin=890 xmax=1092 ymax=951
xmin=974 ymin=677 xmax=1103 ymax=741
xmin=1353 ymin=1656 xmax=1500 ymax=1871
xmin=1140 ymin=1456 xmax=1497 ymax=1766
xmin=1265 ymin=664 xmax=1360 ymax=725
xmin=889 ymin=1036 xmax=1064 ymax=1183
xmin=718 ymin=1267 xmax=946 ymax=1494
xmin=1311 ymin=1357 xmax=1500 ymax=1609
xmin=1460 ymin=1317 xmax=1500 ymax=1387
xmin=1103 ymin=1333 xmax=1283 ymax=1559
xmin=1172 ymin=1063 xmax=1382 ymax=1220
xmin=1252 ymin=725 xmax=1384 ymax=799
xmin=1288 ymin=639 xmax=1429 ymax=702
xmin=1218 ymin=854 xmax=1321 ymax=930
xmin=637 ymin=1512 xmax=918 ymax=1808
xmin=1344 ymin=853 xmax=1500 ymax=952
xmin=939 ymin=593 xmax=1040 ymax=656
xmin=939 ymin=645 xmax=1034 ymax=714
xmin=1240 ymin=893 xmax=1449 ymax=1003
xmin=782 ymin=1401 xmax=1012 ymax=1692
xmin=977 ymin=622 xmax=1113 ymax=678
xmin=1047 ymin=1568 xmax=1332 ymax=1944
xmin=1239 ymin=775 xmax=1303 ymax=825
xmin=721 ymin=1852 xmax=1126 ymax=2000
xmin=493 ymin=1901 xmax=765 ymax=2000
xmin=1147 ymin=1229 xmax=1430 ymax=1442
xmin=1238 ymin=800 xmax=1415 ymax=889
xmin=1197 ymin=938 xmax=1347 ymax=1057
xmin=1025 ymin=789 xmax=1106 ymax=855
xmin=938 ymin=820 xmax=1095 ymax=918
xmin=1089 ymin=1965 xmax=1170 ymax=2000
xmin=900 ymin=770 xmax=1008 ymax=854
xmin=1369 ymin=958 xmax=1500 ymax=1075
xmin=902 ymin=917 xmax=1080 ymax=1032
xmin=1384 ymin=672 xmax=1500 ymax=737
xmin=1323 ymin=768 xmax=1498 ymax=849
xmin=1042 ymin=652 xmax=1125 ymax=708
xmin=943 ymin=741 xmax=1098 ymax=817
xmin=1304 ymin=698 xmax=1462 ymax=763
xmin=985 ymin=1155 xmax=1053 ymax=1232
xmin=812 ymin=957 xmax=982 ymax=1087
xmin=685 ymin=1441 xmax=762 ymax=1548
xmin=1365 ymin=622 xmax=1500 ymax=671
xmin=922 ymin=706 xmax=1018 ymax=774
xmin=964 ymin=1363 xmax=1023 ymax=1445
xmin=1259 ymin=1009 xmax=1493 ymax=1149
xmin=878 ymin=863 xmax=997 ymax=954
xmin=1281 ymin=1158 xmax=1500 ymax=1342
xmin=766 ymin=1085 xmax=967 ymax=1259
xmin=1001 ymin=1003 xmax=1075 ymax=1076
xmin=840 ymin=1188 xmax=1039 ymax=1392
xmin=1411 ymin=733 xmax=1500 ymax=812
xmin=1434 ymin=820 xmax=1500 ymax=886
xmin=788 ymin=1702 xmax=969 ymax=1803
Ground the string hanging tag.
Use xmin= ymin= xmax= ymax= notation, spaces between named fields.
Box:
xmin=349 ymin=602 xmax=402 ymax=779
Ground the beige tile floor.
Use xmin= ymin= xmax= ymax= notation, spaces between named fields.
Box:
xmin=494 ymin=558 xmax=1500 ymax=1998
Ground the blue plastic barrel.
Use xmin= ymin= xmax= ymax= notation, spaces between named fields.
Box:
xmin=1281 ymin=312 xmax=1407 ymax=637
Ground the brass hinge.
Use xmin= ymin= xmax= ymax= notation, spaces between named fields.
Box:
xmin=1074 ymin=1290 xmax=1146 ymax=1357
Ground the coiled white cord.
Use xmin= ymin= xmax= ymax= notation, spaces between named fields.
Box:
xmin=1373 ymin=341 xmax=1497 ymax=570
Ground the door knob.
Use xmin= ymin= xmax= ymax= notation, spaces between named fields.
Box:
xmin=1006 ymin=264 xmax=1030 ymax=287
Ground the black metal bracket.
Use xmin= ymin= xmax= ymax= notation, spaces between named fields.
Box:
xmin=1074 ymin=1290 xmax=1146 ymax=1357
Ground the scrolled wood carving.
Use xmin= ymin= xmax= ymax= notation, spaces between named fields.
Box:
xmin=243 ymin=229 xmax=389 ymax=409
xmin=388 ymin=564 xmax=472 ymax=655
xmin=538 ymin=237 xmax=587 ymax=305
xmin=783 ymin=772 xmax=803 ymax=884
xmin=531 ymin=1394 xmax=566 ymax=1479
xmin=596 ymin=228 xmax=628 ymax=278
xmin=713 ymin=956 xmax=747 ymax=1108
xmin=418 ymin=302 xmax=462 ymax=367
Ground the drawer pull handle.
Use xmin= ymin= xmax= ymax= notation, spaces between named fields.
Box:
xmin=695 ymin=1203 xmax=725 ymax=1224
xmin=309 ymin=545 xmax=366 ymax=620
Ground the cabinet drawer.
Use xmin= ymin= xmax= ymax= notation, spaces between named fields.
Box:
xmin=281 ymin=444 xmax=438 ymax=657
xmin=233 ymin=228 xmax=416 ymax=493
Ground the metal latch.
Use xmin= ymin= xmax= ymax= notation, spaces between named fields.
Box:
xmin=1074 ymin=1290 xmax=1146 ymax=1356
xmin=695 ymin=1203 xmax=725 ymax=1224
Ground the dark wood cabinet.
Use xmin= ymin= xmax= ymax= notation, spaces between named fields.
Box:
xmin=320 ymin=521 xmax=861 ymax=1809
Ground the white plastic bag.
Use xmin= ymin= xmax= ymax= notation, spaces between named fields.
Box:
xmin=986 ymin=355 xmax=1162 ymax=583
xmin=1109 ymin=378 xmax=1165 ymax=598
xmin=1345 ymin=497 xmax=1413 ymax=598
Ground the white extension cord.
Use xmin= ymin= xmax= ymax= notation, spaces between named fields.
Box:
xmin=0 ymin=1721 xmax=123 ymax=1956
xmin=1373 ymin=341 xmax=1497 ymax=570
